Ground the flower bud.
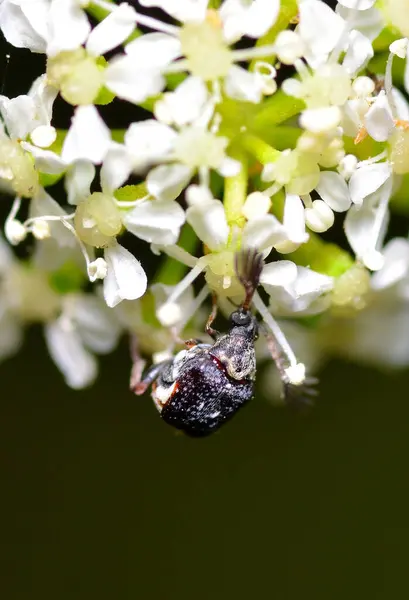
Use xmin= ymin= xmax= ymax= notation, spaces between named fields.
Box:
xmin=74 ymin=192 xmax=122 ymax=248
xmin=305 ymin=200 xmax=335 ymax=232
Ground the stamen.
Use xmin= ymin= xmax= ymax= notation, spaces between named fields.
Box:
xmin=153 ymin=244 xmax=198 ymax=268
xmin=385 ymin=51 xmax=398 ymax=118
xmin=356 ymin=150 xmax=388 ymax=167
xmin=253 ymin=291 xmax=298 ymax=368
xmin=232 ymin=44 xmax=277 ymax=62
xmin=92 ymin=0 xmax=179 ymax=35
xmin=157 ymin=259 xmax=207 ymax=325
xmin=4 ymin=197 xmax=26 ymax=245
xmin=177 ymin=285 xmax=209 ymax=333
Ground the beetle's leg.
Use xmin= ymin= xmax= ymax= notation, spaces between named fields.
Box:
xmin=205 ymin=294 xmax=220 ymax=340
xmin=184 ymin=338 xmax=202 ymax=348
xmin=129 ymin=335 xmax=169 ymax=395
xmin=259 ymin=323 xmax=318 ymax=407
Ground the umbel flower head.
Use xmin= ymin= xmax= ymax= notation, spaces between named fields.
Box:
xmin=0 ymin=0 xmax=409 ymax=394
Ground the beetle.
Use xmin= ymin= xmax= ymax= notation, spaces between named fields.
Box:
xmin=130 ymin=249 xmax=317 ymax=436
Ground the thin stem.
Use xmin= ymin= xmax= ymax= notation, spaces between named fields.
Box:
xmin=385 ymin=51 xmax=398 ymax=118
xmin=169 ymin=261 xmax=206 ymax=302
xmin=91 ymin=0 xmax=179 ymax=35
xmin=5 ymin=196 xmax=22 ymax=225
xmin=232 ymin=44 xmax=277 ymax=62
xmin=224 ymin=150 xmax=248 ymax=230
xmin=253 ymin=291 xmax=297 ymax=368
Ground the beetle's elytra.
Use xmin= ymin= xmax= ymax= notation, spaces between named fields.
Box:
xmin=131 ymin=249 xmax=317 ymax=436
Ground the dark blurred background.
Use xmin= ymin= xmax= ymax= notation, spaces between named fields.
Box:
xmin=2 ymin=5 xmax=409 ymax=599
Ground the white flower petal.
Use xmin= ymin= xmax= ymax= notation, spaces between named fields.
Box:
xmin=217 ymin=156 xmax=241 ymax=177
xmin=154 ymin=76 xmax=209 ymax=127
xmin=20 ymin=142 xmax=67 ymax=174
xmin=65 ymin=160 xmax=95 ymax=205
xmin=364 ymin=91 xmax=394 ymax=142
xmin=371 ymin=238 xmax=409 ymax=290
xmin=0 ymin=95 xmax=36 ymax=140
xmin=316 ymin=171 xmax=351 ymax=212
xmin=300 ymin=106 xmax=342 ymax=133
xmin=45 ymin=319 xmax=97 ymax=389
xmin=105 ymin=55 xmax=165 ymax=104
xmin=124 ymin=120 xmax=177 ymax=172
xmin=283 ymin=193 xmax=308 ymax=243
xmin=125 ymin=32 xmax=182 ymax=68
xmin=260 ymin=260 xmax=298 ymax=289
xmin=186 ymin=200 xmax=229 ymax=251
xmin=61 ymin=105 xmax=111 ymax=164
xmin=147 ymin=163 xmax=193 ymax=202
xmin=344 ymin=192 xmax=389 ymax=271
xmin=393 ymin=87 xmax=409 ymax=122
xmin=86 ymin=3 xmax=137 ymax=56
xmin=341 ymin=301 xmax=409 ymax=368
xmin=103 ymin=243 xmax=147 ymax=308
xmin=220 ymin=0 xmax=280 ymax=41
xmin=0 ymin=311 xmax=23 ymax=361
xmin=0 ymin=1 xmax=47 ymax=52
xmin=139 ymin=0 xmax=208 ymax=22
xmin=349 ymin=162 xmax=392 ymax=205
xmin=72 ymin=294 xmax=121 ymax=353
xmin=336 ymin=5 xmax=383 ymax=42
xmin=224 ymin=65 xmax=263 ymax=104
xmin=123 ymin=199 xmax=186 ymax=245
xmin=29 ymin=188 xmax=75 ymax=248
xmin=298 ymin=0 xmax=345 ymax=63
xmin=343 ymin=29 xmax=374 ymax=76
xmin=337 ymin=0 xmax=375 ymax=9
xmin=100 ymin=144 xmax=133 ymax=192
xmin=242 ymin=214 xmax=287 ymax=251
xmin=47 ymin=0 xmax=91 ymax=57
xmin=28 ymin=74 xmax=58 ymax=125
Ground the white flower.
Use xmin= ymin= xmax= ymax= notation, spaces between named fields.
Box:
xmin=103 ymin=242 xmax=147 ymax=308
xmin=260 ymin=260 xmax=334 ymax=316
xmin=45 ymin=292 xmax=122 ymax=389
xmin=102 ymin=79 xmax=240 ymax=203
xmin=348 ymin=161 xmax=392 ymax=206
xmin=315 ymin=170 xmax=351 ymax=212
xmin=0 ymin=75 xmax=57 ymax=147
xmin=22 ymin=105 xmax=112 ymax=175
xmin=345 ymin=175 xmax=393 ymax=270
xmin=106 ymin=0 xmax=280 ymax=105
xmin=0 ymin=0 xmax=91 ymax=55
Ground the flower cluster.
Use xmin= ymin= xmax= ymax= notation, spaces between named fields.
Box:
xmin=1 ymin=0 xmax=409 ymax=393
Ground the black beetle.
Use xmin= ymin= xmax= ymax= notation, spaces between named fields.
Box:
xmin=131 ymin=249 xmax=317 ymax=436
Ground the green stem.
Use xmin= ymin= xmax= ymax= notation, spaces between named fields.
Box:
xmin=154 ymin=224 xmax=198 ymax=286
xmin=240 ymin=134 xmax=280 ymax=164
xmin=251 ymin=90 xmax=305 ymax=131
xmin=224 ymin=151 xmax=248 ymax=230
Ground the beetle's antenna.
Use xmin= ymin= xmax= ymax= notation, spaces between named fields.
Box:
xmin=235 ymin=248 xmax=264 ymax=311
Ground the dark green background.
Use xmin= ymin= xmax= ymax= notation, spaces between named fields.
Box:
xmin=1 ymin=331 xmax=409 ymax=600
xmin=2 ymin=5 xmax=409 ymax=596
